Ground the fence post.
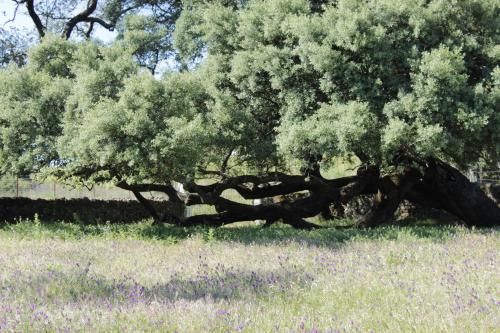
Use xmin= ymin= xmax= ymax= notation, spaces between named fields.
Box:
xmin=53 ymin=182 xmax=56 ymax=199
xmin=16 ymin=177 xmax=19 ymax=198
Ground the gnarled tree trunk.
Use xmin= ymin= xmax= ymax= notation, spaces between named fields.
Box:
xmin=118 ymin=160 xmax=498 ymax=229
xmin=406 ymin=158 xmax=500 ymax=228
xmin=357 ymin=169 xmax=421 ymax=228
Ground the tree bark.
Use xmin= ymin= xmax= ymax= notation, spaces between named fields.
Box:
xmin=405 ymin=158 xmax=500 ymax=227
xmin=116 ymin=161 xmax=498 ymax=230
xmin=132 ymin=191 xmax=160 ymax=223
xmin=115 ymin=167 xmax=378 ymax=229
xmin=178 ymin=166 xmax=379 ymax=228
xmin=357 ymin=169 xmax=420 ymax=228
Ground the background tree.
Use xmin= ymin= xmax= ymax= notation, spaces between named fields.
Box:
xmin=6 ymin=0 xmax=183 ymax=74
xmin=9 ymin=0 xmax=182 ymax=39
xmin=0 ymin=27 xmax=34 ymax=67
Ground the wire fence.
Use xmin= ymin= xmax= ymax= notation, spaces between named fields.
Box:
xmin=0 ymin=177 xmax=168 ymax=201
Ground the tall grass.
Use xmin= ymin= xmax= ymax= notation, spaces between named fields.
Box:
xmin=0 ymin=220 xmax=498 ymax=332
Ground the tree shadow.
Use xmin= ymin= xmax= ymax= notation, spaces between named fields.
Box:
xmin=1 ymin=217 xmax=497 ymax=249
xmin=4 ymin=265 xmax=315 ymax=305
xmin=142 ymin=218 xmax=499 ymax=246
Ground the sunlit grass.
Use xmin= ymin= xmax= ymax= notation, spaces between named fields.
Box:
xmin=0 ymin=220 xmax=498 ymax=332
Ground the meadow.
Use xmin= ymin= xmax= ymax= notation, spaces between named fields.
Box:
xmin=0 ymin=219 xmax=498 ymax=332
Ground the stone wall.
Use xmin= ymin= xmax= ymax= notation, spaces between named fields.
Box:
xmin=0 ymin=198 xmax=166 ymax=223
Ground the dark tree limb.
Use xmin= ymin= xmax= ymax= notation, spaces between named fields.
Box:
xmin=84 ymin=21 xmax=95 ymax=38
xmin=357 ymin=169 xmax=421 ymax=228
xmin=116 ymin=181 xmax=202 ymax=205
xmin=220 ymin=147 xmax=235 ymax=174
xmin=5 ymin=1 xmax=21 ymax=25
xmin=21 ymin=0 xmax=116 ymax=40
xmin=131 ymin=190 xmax=184 ymax=225
xmin=181 ymin=197 xmax=323 ymax=230
xmin=196 ymin=167 xmax=376 ymax=228
xmin=340 ymin=165 xmax=380 ymax=202
xmin=179 ymin=169 xmax=380 ymax=229
xmin=132 ymin=191 xmax=160 ymax=223
xmin=25 ymin=0 xmax=46 ymax=37
xmin=406 ymin=158 xmax=500 ymax=227
xmin=115 ymin=166 xmax=382 ymax=230
xmin=62 ymin=0 xmax=98 ymax=39
xmin=82 ymin=17 xmax=114 ymax=31
xmin=191 ymin=172 xmax=362 ymax=201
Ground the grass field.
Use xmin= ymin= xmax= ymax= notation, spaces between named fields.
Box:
xmin=0 ymin=219 xmax=498 ymax=332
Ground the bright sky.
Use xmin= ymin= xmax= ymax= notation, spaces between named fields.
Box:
xmin=0 ymin=0 xmax=116 ymax=42
xmin=1 ymin=0 xmax=34 ymax=30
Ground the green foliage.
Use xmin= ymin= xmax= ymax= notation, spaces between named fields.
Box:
xmin=28 ymin=34 xmax=77 ymax=78
xmin=0 ymin=0 xmax=498 ymax=184
xmin=0 ymin=52 xmax=71 ymax=175
xmin=119 ymin=14 xmax=173 ymax=74
xmin=174 ymin=0 xmax=499 ymax=169
xmin=0 ymin=35 xmax=210 ymax=184
xmin=57 ymin=43 xmax=210 ymax=184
